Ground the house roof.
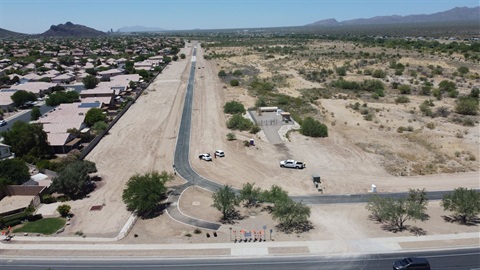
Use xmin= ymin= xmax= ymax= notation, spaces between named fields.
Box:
xmin=98 ymin=68 xmax=123 ymax=76
xmin=47 ymin=132 xmax=72 ymax=146
xmin=81 ymin=96 xmax=112 ymax=105
xmin=0 ymin=90 xmax=16 ymax=106
xmin=14 ymin=82 xmax=57 ymax=94
xmin=36 ymin=102 xmax=93 ymax=134
xmin=80 ymin=87 xmax=114 ymax=95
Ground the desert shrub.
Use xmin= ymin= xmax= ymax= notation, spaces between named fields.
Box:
xmin=397 ymin=126 xmax=408 ymax=133
xmin=407 ymin=126 xmax=414 ymax=132
xmin=372 ymin=69 xmax=386 ymax=78
xmin=432 ymin=89 xmax=442 ymax=100
xmin=462 ymin=118 xmax=475 ymax=126
xmin=255 ymin=97 xmax=267 ymax=108
xmin=332 ymin=78 xmax=359 ymax=90
xmin=395 ymin=96 xmax=410 ymax=104
xmin=300 ymin=117 xmax=328 ymax=138
xmin=375 ymin=88 xmax=385 ymax=97
xmin=426 ymin=122 xmax=435 ymax=129
xmin=364 ymin=113 xmax=374 ymax=121
xmin=435 ymin=106 xmax=450 ymax=117
xmin=230 ymin=79 xmax=239 ymax=86
xmin=226 ymin=133 xmax=236 ymax=141
xmin=398 ymin=84 xmax=412 ymax=94
xmin=470 ymin=88 xmax=479 ymax=98
xmin=243 ymin=140 xmax=250 ymax=147
xmin=455 ymin=97 xmax=479 ymax=115
xmin=420 ymin=86 xmax=432 ymax=96
xmin=250 ymin=124 xmax=261 ymax=134
xmin=223 ymin=101 xmax=246 ymax=114
xmin=226 ymin=114 xmax=253 ymax=131
xmin=218 ymin=70 xmax=227 ymax=77
xmin=362 ymin=79 xmax=384 ymax=92
xmin=457 ymin=66 xmax=469 ymax=75
xmin=335 ymin=66 xmax=347 ymax=76
xmin=194 ymin=228 xmax=202 ymax=234
xmin=233 ymin=70 xmax=243 ymax=76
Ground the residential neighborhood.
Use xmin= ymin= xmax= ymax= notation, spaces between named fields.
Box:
xmin=0 ymin=36 xmax=185 ymax=225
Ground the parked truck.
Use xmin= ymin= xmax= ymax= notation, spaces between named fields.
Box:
xmin=279 ymin=159 xmax=306 ymax=169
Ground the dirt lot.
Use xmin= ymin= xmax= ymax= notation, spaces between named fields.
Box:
xmin=55 ymin=41 xmax=478 ymax=243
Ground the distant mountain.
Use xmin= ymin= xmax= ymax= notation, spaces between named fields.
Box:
xmin=118 ymin=26 xmax=166 ymax=32
xmin=0 ymin=28 xmax=26 ymax=38
xmin=40 ymin=22 xmax=107 ymax=38
xmin=307 ymin=6 xmax=480 ymax=26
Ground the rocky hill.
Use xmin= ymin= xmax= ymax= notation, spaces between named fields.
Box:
xmin=0 ymin=28 xmax=26 ymax=38
xmin=40 ymin=22 xmax=107 ymax=38
xmin=307 ymin=6 xmax=479 ymax=26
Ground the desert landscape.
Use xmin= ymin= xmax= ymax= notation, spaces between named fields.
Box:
xmin=40 ymin=37 xmax=479 ymax=244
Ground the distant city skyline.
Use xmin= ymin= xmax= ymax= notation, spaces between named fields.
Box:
xmin=0 ymin=0 xmax=478 ymax=34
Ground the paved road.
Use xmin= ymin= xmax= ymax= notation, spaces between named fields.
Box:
xmin=1 ymin=248 xmax=478 ymax=269
xmin=0 ymin=103 xmax=55 ymax=132
xmin=169 ymin=45 xmax=221 ymax=230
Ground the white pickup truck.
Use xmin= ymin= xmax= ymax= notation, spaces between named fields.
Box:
xmin=280 ymin=159 xmax=306 ymax=169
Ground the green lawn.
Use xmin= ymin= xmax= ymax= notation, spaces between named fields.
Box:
xmin=13 ymin=218 xmax=66 ymax=235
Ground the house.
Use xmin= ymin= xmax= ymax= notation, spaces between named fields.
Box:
xmin=0 ymin=185 xmax=46 ymax=216
xmin=98 ymin=68 xmax=124 ymax=80
xmin=80 ymin=86 xmax=115 ymax=98
xmin=0 ymin=143 xmax=14 ymax=160
xmin=36 ymin=102 xmax=99 ymax=154
xmin=14 ymin=82 xmax=57 ymax=97
xmin=52 ymin=73 xmax=76 ymax=84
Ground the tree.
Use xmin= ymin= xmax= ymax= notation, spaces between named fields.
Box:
xmin=84 ymin=108 xmax=106 ymax=126
xmin=180 ymin=53 xmax=186 ymax=59
xmin=82 ymin=75 xmax=99 ymax=89
xmin=46 ymin=91 xmax=79 ymax=106
xmin=366 ymin=189 xmax=429 ymax=231
xmin=57 ymin=204 xmax=71 ymax=217
xmin=442 ymin=188 xmax=480 ymax=225
xmin=30 ymin=107 xmax=41 ymax=121
xmin=226 ymin=114 xmax=253 ymax=131
xmin=239 ymin=182 xmax=262 ymax=207
xmin=261 ymin=185 xmax=289 ymax=204
xmin=300 ymin=117 xmax=328 ymax=138
xmin=0 ymin=121 xmax=50 ymax=158
xmin=455 ymin=96 xmax=479 ymax=116
xmin=272 ymin=198 xmax=311 ymax=231
xmin=211 ymin=185 xmax=239 ymax=221
xmin=50 ymin=160 xmax=98 ymax=199
xmin=10 ymin=90 xmax=37 ymax=107
xmin=172 ymin=55 xmax=179 ymax=61
xmin=223 ymin=101 xmax=245 ymax=114
xmin=0 ymin=159 xmax=30 ymax=185
xmin=122 ymin=171 xmax=173 ymax=217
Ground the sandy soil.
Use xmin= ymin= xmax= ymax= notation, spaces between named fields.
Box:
xmin=48 ymin=42 xmax=478 ymax=243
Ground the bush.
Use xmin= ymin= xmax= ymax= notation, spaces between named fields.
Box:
xmin=223 ymin=101 xmax=246 ymax=114
xmin=250 ymin=124 xmax=260 ymax=134
xmin=226 ymin=114 xmax=253 ymax=131
xmin=426 ymin=122 xmax=435 ymax=129
xmin=230 ymin=79 xmax=239 ymax=86
xmin=233 ymin=70 xmax=243 ymax=76
xmin=218 ymin=70 xmax=227 ymax=77
xmin=243 ymin=140 xmax=250 ymax=147
xmin=395 ymin=96 xmax=410 ymax=104
xmin=372 ymin=69 xmax=386 ymax=78
xmin=300 ymin=117 xmax=328 ymax=138
xmin=398 ymin=84 xmax=412 ymax=94
xmin=226 ymin=132 xmax=236 ymax=141
xmin=455 ymin=97 xmax=479 ymax=116
xmin=335 ymin=67 xmax=346 ymax=76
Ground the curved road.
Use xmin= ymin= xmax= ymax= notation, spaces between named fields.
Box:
xmin=168 ymin=44 xmax=478 ymax=231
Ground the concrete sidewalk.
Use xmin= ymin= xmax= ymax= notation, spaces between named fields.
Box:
xmin=2 ymin=232 xmax=478 ymax=257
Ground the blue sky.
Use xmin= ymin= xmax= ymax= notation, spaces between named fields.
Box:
xmin=0 ymin=0 xmax=478 ymax=33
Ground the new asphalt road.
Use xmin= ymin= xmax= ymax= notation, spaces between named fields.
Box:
xmin=1 ymin=248 xmax=478 ymax=269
